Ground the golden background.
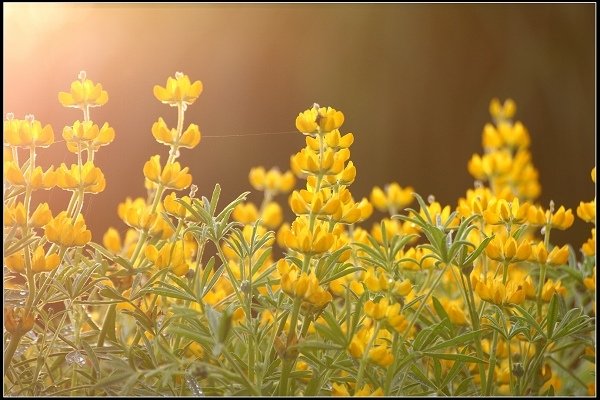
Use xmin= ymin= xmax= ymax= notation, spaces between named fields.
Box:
xmin=4 ymin=4 xmax=595 ymax=247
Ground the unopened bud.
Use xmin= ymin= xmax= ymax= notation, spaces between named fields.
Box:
xmin=549 ymin=200 xmax=555 ymax=213
xmin=427 ymin=195 xmax=436 ymax=204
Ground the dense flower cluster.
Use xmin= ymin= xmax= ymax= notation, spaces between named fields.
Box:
xmin=3 ymin=76 xmax=594 ymax=398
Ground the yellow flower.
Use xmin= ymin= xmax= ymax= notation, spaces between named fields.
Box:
xmin=295 ymin=104 xmax=345 ymax=134
xmin=473 ymin=274 xmax=527 ymax=306
xmin=577 ymin=200 xmax=595 ymax=223
xmin=546 ymin=244 xmax=569 ymax=266
xmin=386 ymin=302 xmax=409 ymax=332
xmin=4 ymin=307 xmax=35 ymax=335
xmin=355 ymin=384 xmax=384 ymax=397
xmin=289 ymin=189 xmax=339 ymax=217
xmin=283 ymin=217 xmax=334 ymax=255
xmin=483 ymin=198 xmax=529 ymax=225
xmin=582 ymin=228 xmax=595 ymax=256
xmin=484 ymin=121 xmax=530 ymax=150
xmin=44 ymin=212 xmax=92 ymax=247
xmin=56 ymin=162 xmax=106 ymax=194
xmin=30 ymin=246 xmax=61 ymax=273
xmin=145 ymin=241 xmax=189 ymax=276
xmin=103 ymin=227 xmax=122 ymax=254
xmin=163 ymin=192 xmax=197 ymax=221
xmin=153 ymin=72 xmax=203 ymax=106
xmin=467 ymin=151 xmax=513 ymax=181
xmin=583 ymin=267 xmax=595 ymax=291
xmin=489 ymin=98 xmax=516 ymax=122
xmin=364 ymin=298 xmax=389 ymax=320
xmin=4 ymin=116 xmax=54 ymax=148
xmin=541 ymin=279 xmax=566 ymax=302
xmin=232 ymin=202 xmax=259 ymax=224
xmin=63 ymin=121 xmax=115 ymax=153
xmin=439 ymin=298 xmax=469 ymax=325
xmin=368 ymin=345 xmax=394 ymax=367
xmin=4 ymin=202 xmax=27 ymax=226
xmin=58 ymin=71 xmax=108 ymax=109
xmin=30 ymin=202 xmax=53 ymax=228
xmin=370 ymin=183 xmax=414 ymax=213
xmin=291 ymin=147 xmax=345 ymax=176
xmin=151 ymin=117 xmax=201 ymax=149
xmin=530 ymin=242 xmax=549 ymax=264
xmin=485 ymin=236 xmax=531 ymax=263
xmin=548 ymin=206 xmax=574 ymax=230
xmin=324 ymin=129 xmax=354 ymax=149
xmin=249 ymin=167 xmax=296 ymax=194
xmin=457 ymin=187 xmax=495 ymax=218
xmin=5 ymin=162 xmax=56 ymax=190
xmin=261 ymin=202 xmax=283 ymax=229
xmin=527 ymin=205 xmax=547 ymax=226
xmin=143 ymin=155 xmax=192 ymax=190
xmin=331 ymin=383 xmax=350 ymax=396
xmin=418 ymin=201 xmax=459 ymax=228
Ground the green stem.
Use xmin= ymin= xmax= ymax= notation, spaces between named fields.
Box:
xmin=462 ymin=269 xmax=488 ymax=391
xmin=356 ymin=320 xmax=381 ymax=389
xmin=484 ymin=313 xmax=499 ymax=396
xmin=278 ymin=296 xmax=302 ymax=396
xmin=3 ymin=333 xmax=24 ymax=376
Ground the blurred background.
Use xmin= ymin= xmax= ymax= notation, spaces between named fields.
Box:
xmin=4 ymin=3 xmax=596 ymax=248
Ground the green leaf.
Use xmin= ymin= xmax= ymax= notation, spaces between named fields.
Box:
xmin=296 ymin=340 xmax=343 ymax=352
xmin=422 ymin=352 xmax=488 ymax=364
xmin=139 ymin=285 xmax=196 ymax=302
xmin=546 ymin=293 xmax=559 ymax=339
xmin=427 ymin=329 xmax=485 ymax=352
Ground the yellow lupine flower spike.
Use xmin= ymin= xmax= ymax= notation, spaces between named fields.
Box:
xmin=4 ymin=115 xmax=54 ymax=148
xmin=58 ymin=71 xmax=108 ymax=109
xmin=153 ymin=72 xmax=203 ymax=107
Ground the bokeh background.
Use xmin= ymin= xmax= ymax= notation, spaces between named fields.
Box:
xmin=4 ymin=3 xmax=596 ymax=248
